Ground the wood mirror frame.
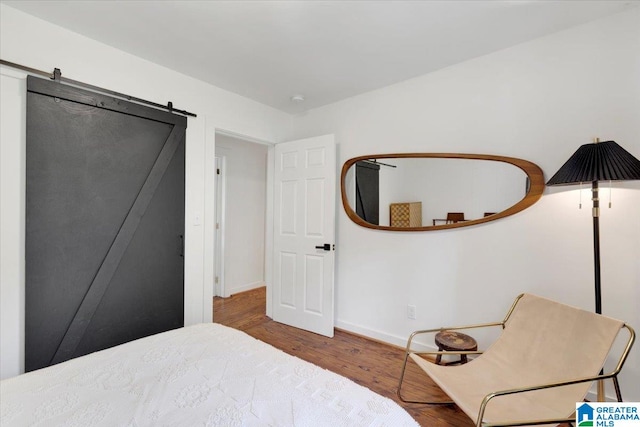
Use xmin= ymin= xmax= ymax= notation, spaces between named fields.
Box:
xmin=340 ymin=153 xmax=545 ymax=231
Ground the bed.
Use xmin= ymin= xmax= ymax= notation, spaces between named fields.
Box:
xmin=1 ymin=323 xmax=418 ymax=426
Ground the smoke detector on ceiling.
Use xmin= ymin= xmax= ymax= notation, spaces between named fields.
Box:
xmin=290 ymin=94 xmax=305 ymax=103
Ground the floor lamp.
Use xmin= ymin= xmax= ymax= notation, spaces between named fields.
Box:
xmin=546 ymin=139 xmax=640 ymax=401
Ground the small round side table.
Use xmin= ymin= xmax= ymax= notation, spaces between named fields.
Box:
xmin=434 ymin=330 xmax=478 ymax=365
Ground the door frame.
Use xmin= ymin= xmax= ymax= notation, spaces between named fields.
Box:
xmin=213 ymin=155 xmax=227 ymax=297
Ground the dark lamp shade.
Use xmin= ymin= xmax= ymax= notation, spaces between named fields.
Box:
xmin=547 ymin=140 xmax=640 ymax=186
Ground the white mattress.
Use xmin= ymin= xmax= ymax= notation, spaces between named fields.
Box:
xmin=1 ymin=323 xmax=418 ymax=426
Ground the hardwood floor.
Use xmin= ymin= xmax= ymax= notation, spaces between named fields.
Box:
xmin=213 ymin=287 xmax=473 ymax=427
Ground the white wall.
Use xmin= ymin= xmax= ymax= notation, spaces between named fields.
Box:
xmin=291 ymin=8 xmax=640 ymax=400
xmin=0 ymin=4 xmax=291 ymax=379
xmin=215 ymin=134 xmax=268 ymax=296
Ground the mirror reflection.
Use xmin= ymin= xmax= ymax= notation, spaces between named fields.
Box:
xmin=343 ymin=157 xmax=530 ymax=228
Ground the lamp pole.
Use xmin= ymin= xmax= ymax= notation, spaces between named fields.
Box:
xmin=592 ymin=179 xmax=601 ymax=315
xmin=590 ymin=137 xmax=602 ymax=315
xmin=592 ymin=178 xmax=606 ymax=401
xmin=590 ymin=139 xmax=605 ymax=402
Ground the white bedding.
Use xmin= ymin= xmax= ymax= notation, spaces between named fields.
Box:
xmin=0 ymin=323 xmax=418 ymax=426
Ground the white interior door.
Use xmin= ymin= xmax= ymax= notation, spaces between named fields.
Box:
xmin=272 ymin=135 xmax=336 ymax=337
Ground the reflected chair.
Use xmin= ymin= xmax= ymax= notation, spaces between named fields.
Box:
xmin=446 ymin=212 xmax=465 ymax=223
xmin=397 ymin=293 xmax=635 ymax=427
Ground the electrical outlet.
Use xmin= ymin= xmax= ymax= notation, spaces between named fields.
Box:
xmin=407 ymin=305 xmax=416 ymax=320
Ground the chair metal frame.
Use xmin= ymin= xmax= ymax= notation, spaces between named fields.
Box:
xmin=397 ymin=294 xmax=636 ymax=427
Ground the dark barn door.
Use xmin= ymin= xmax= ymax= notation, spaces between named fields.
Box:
xmin=355 ymin=161 xmax=380 ymax=225
xmin=26 ymin=76 xmax=186 ymax=372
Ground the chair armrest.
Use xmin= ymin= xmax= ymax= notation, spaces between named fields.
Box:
xmin=406 ymin=294 xmax=527 ymax=353
xmin=409 ymin=350 xmax=484 ymax=366
xmin=411 ymin=350 xmax=484 ymax=357
xmin=476 ymin=372 xmax=618 ymax=426
xmin=405 ymin=321 xmax=504 ymax=353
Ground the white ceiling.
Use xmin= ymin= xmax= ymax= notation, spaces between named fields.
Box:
xmin=3 ymin=1 xmax=637 ymax=114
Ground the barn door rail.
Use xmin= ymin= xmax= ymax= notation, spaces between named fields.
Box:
xmin=0 ymin=59 xmax=197 ymax=117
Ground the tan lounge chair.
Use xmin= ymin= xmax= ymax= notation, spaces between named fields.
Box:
xmin=397 ymin=293 xmax=635 ymax=426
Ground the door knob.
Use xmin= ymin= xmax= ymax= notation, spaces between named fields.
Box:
xmin=315 ymin=243 xmax=332 ymax=251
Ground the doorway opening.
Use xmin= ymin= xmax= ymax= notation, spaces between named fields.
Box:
xmin=213 ymin=133 xmax=269 ymax=301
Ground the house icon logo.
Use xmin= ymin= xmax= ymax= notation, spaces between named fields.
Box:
xmin=577 ymin=403 xmax=594 ymax=426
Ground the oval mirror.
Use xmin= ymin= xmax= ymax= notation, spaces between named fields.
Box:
xmin=341 ymin=153 xmax=544 ymax=231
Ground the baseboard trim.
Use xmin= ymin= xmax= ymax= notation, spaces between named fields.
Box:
xmin=228 ymin=281 xmax=265 ymax=297
xmin=335 ymin=319 xmax=437 ymax=353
